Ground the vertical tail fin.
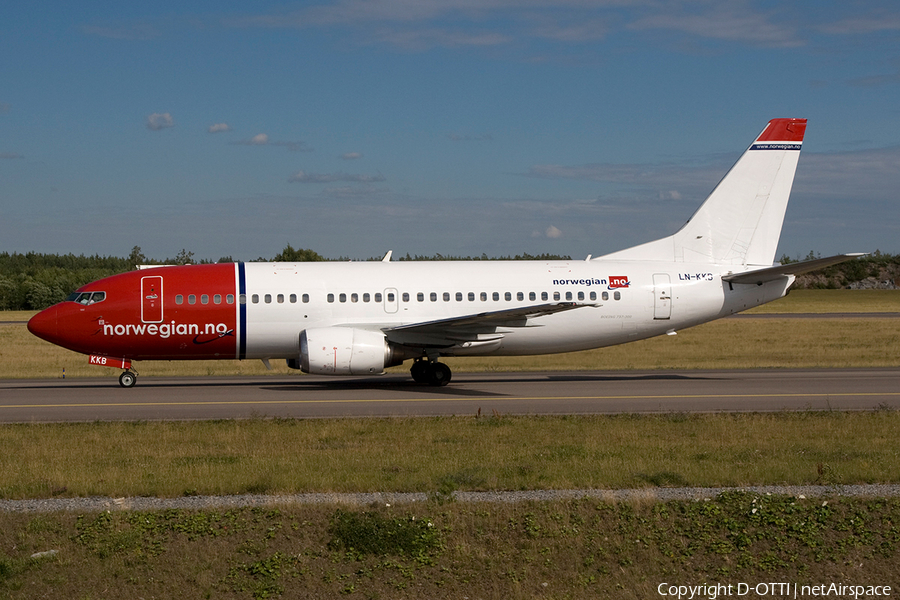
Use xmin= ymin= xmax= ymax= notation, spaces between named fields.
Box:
xmin=600 ymin=118 xmax=807 ymax=266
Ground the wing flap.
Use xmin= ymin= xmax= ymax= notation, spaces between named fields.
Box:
xmin=384 ymin=302 xmax=597 ymax=345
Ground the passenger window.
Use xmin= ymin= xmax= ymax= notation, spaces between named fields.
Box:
xmin=351 ymin=293 xmax=358 ymax=303
xmin=590 ymin=291 xmax=596 ymax=301
xmin=517 ymin=292 xmax=524 ymax=301
xmin=377 ymin=293 xmax=385 ymax=302
xmin=201 ymin=294 xmax=209 ymax=304
xmin=443 ymin=292 xmax=450 ymax=302
xmin=175 ymin=294 xmax=184 ymax=305
xmin=402 ymin=293 xmax=409 ymax=302
xmin=456 ymin=292 xmax=463 ymax=301
xmin=492 ymin=292 xmax=500 ymax=301
xmin=277 ymin=294 xmax=284 ymax=304
xmin=227 ymin=294 xmax=235 ymax=304
xmin=302 ymin=294 xmax=310 ymax=303
xmin=214 ymin=294 xmax=222 ymax=304
xmin=417 ymin=292 xmax=424 ymax=302
xmin=541 ymin=292 xmax=548 ymax=301
xmin=265 ymin=294 xmax=272 ymax=304
xmin=614 ymin=291 xmax=621 ymax=300
xmin=552 ymin=292 xmax=559 ymax=301
xmin=327 ymin=293 xmax=334 ymax=303
xmin=602 ymin=291 xmax=609 ymax=301
xmin=468 ymin=292 xmax=475 ymax=301
xmin=480 ymin=292 xmax=487 ymax=301
xmin=363 ymin=293 xmax=370 ymax=302
xmin=430 ymin=292 xmax=438 ymax=302
xmin=290 ymin=294 xmax=297 ymax=303
xmin=189 ymin=294 xmax=197 ymax=305
xmin=239 ymin=294 xmax=247 ymax=304
xmin=529 ymin=292 xmax=536 ymax=301
xmin=504 ymin=292 xmax=511 ymax=301
xmin=565 ymin=292 xmax=572 ymax=301
xmin=384 ymin=293 xmax=392 ymax=302
xmin=577 ymin=291 xmax=584 ymax=301
xmin=251 ymin=294 xmax=259 ymax=304
xmin=339 ymin=293 xmax=347 ymax=303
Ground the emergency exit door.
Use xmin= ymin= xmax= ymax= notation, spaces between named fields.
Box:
xmin=141 ymin=275 xmax=164 ymax=323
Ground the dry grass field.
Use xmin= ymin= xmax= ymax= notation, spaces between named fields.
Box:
xmin=0 ymin=411 xmax=897 ymax=499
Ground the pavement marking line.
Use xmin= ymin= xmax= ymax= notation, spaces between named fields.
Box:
xmin=3 ymin=391 xmax=900 ymax=410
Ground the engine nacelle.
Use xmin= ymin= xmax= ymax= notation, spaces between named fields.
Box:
xmin=298 ymin=327 xmax=390 ymax=376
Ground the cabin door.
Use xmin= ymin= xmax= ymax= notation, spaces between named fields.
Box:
xmin=141 ymin=275 xmax=164 ymax=323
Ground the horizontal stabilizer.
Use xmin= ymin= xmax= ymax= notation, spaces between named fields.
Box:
xmin=723 ymin=253 xmax=866 ymax=285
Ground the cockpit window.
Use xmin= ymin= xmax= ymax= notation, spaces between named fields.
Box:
xmin=66 ymin=291 xmax=106 ymax=305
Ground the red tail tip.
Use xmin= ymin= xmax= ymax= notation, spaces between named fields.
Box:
xmin=757 ymin=118 xmax=807 ymax=143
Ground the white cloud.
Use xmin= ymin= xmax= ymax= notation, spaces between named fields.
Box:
xmin=289 ymin=170 xmax=386 ymax=183
xmin=231 ymin=134 xmax=312 ymax=152
xmin=146 ymin=112 xmax=174 ymax=131
xmin=545 ymin=225 xmax=562 ymax=238
xmin=793 ymin=146 xmax=900 ymax=202
xmin=628 ymin=3 xmax=804 ymax=48
xmin=231 ymin=0 xmax=815 ymax=53
xmin=659 ymin=190 xmax=683 ymax=201
xmin=208 ymin=123 xmax=231 ymax=133
xmin=817 ymin=15 xmax=900 ymax=35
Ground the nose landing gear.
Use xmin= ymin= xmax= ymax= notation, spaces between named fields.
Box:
xmin=118 ymin=368 xmax=138 ymax=388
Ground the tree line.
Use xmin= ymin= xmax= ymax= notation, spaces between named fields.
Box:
xmin=1 ymin=246 xmax=896 ymax=311
xmin=0 ymin=245 xmax=571 ymax=310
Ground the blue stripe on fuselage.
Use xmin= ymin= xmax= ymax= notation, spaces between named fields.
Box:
xmin=238 ymin=262 xmax=247 ymax=360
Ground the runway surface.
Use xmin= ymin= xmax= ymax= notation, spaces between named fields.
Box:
xmin=2 ymin=368 xmax=899 ymax=423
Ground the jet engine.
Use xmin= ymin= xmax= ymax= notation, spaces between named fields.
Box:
xmin=294 ymin=327 xmax=408 ymax=376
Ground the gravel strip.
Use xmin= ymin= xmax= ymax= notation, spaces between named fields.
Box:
xmin=2 ymin=484 xmax=900 ymax=513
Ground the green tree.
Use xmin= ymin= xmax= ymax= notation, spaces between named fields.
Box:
xmin=272 ymin=244 xmax=325 ymax=262
xmin=173 ymin=249 xmax=194 ymax=265
xmin=127 ymin=246 xmax=147 ymax=268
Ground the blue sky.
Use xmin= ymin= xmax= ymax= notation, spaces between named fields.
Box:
xmin=2 ymin=1 xmax=899 ymax=262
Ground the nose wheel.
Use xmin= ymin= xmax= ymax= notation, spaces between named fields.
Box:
xmin=118 ymin=370 xmax=137 ymax=388
xmin=410 ymin=360 xmax=452 ymax=386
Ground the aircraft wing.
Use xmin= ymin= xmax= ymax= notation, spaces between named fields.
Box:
xmin=723 ymin=253 xmax=866 ymax=285
xmin=383 ymin=302 xmax=597 ymax=346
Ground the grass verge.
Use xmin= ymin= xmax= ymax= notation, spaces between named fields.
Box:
xmin=1 ymin=412 xmax=898 ymax=500
xmin=1 ymin=495 xmax=898 ymax=598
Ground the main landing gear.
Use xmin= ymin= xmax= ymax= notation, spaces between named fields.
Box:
xmin=410 ymin=359 xmax=452 ymax=386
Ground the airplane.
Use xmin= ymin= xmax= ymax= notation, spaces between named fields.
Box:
xmin=28 ymin=118 xmax=862 ymax=388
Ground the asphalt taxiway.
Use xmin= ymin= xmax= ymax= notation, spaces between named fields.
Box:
xmin=1 ymin=368 xmax=898 ymax=423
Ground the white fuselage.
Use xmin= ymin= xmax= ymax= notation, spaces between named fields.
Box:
xmin=240 ymin=260 xmax=792 ymax=360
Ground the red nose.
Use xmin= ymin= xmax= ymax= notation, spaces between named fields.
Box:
xmin=27 ymin=305 xmax=59 ymax=343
